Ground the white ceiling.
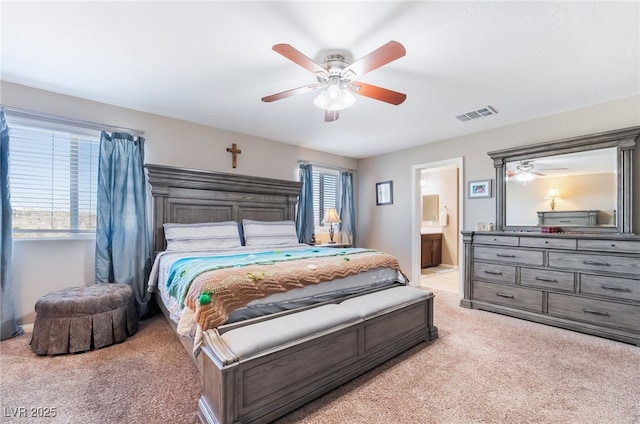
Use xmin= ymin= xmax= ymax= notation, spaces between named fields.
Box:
xmin=2 ymin=1 xmax=639 ymax=159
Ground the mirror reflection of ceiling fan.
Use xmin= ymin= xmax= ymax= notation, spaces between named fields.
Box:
xmin=507 ymin=160 xmax=568 ymax=180
xmin=262 ymin=41 xmax=407 ymax=122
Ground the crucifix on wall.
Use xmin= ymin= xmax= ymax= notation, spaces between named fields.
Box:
xmin=226 ymin=143 xmax=242 ymax=168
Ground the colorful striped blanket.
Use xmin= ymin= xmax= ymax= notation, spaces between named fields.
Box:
xmin=166 ymin=247 xmax=404 ymax=331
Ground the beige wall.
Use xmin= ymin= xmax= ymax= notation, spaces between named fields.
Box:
xmin=3 ymin=81 xmax=639 ymax=325
xmin=2 ymin=82 xmax=357 ymax=326
xmin=358 ymin=95 xmax=640 ymax=283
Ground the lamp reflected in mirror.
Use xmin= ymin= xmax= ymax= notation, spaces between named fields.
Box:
xmin=545 ymin=188 xmax=561 ymax=211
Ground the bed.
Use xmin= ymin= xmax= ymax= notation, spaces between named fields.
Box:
xmin=145 ymin=164 xmax=438 ymax=424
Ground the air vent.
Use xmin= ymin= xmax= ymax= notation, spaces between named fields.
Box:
xmin=456 ymin=106 xmax=497 ymax=122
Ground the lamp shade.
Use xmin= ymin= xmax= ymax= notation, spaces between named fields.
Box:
xmin=545 ymin=189 xmax=561 ymax=199
xmin=322 ymin=208 xmax=341 ymax=224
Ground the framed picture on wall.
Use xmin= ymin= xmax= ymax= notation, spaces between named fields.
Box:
xmin=376 ymin=181 xmax=393 ymax=205
xmin=468 ymin=179 xmax=492 ymax=199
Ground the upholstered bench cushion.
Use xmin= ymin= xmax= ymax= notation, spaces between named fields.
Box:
xmin=31 ymin=284 xmax=138 ymax=355
xmin=220 ymin=304 xmax=362 ymax=360
xmin=340 ymin=286 xmax=431 ymax=319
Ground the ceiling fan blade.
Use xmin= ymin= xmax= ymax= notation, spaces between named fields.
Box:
xmin=342 ymin=41 xmax=406 ymax=78
xmin=325 ymin=110 xmax=339 ymax=122
xmin=272 ymin=44 xmax=329 ymax=76
xmin=261 ymin=83 xmax=321 ymax=103
xmin=350 ymin=82 xmax=406 ymax=105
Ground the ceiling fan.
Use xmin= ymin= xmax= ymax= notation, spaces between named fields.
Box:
xmin=507 ymin=160 xmax=568 ymax=181
xmin=507 ymin=161 xmax=545 ymax=178
xmin=261 ymin=41 xmax=407 ymax=122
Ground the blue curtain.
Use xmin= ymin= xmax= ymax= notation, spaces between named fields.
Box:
xmin=95 ymin=131 xmax=151 ymax=317
xmin=0 ymin=112 xmax=23 ymax=340
xmin=296 ymin=164 xmax=314 ymax=244
xmin=339 ymin=171 xmax=356 ymax=247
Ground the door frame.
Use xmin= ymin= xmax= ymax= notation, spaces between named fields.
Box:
xmin=411 ymin=157 xmax=464 ymax=293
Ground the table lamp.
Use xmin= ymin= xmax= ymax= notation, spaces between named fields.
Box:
xmin=545 ymin=188 xmax=561 ymax=211
xmin=322 ymin=208 xmax=341 ymax=244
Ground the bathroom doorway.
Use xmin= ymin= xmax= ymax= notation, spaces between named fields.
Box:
xmin=411 ymin=158 xmax=464 ymax=295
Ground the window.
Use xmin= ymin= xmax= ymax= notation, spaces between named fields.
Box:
xmin=6 ymin=117 xmax=100 ymax=238
xmin=312 ymin=167 xmax=339 ymax=233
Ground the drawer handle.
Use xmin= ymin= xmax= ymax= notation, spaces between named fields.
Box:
xmin=496 ymin=254 xmax=516 ymax=258
xmin=583 ymin=308 xmax=610 ymax=317
xmin=582 ymin=260 xmax=609 ymax=267
xmin=559 ymin=220 xmax=572 ymax=223
xmin=496 ymin=293 xmax=514 ymax=299
xmin=601 ymin=285 xmax=631 ymax=293
xmin=484 ymin=270 xmax=503 ymax=276
xmin=535 ymin=277 xmax=558 ymax=283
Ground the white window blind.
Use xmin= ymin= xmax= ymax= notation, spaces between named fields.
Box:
xmin=7 ymin=119 xmax=100 ymax=238
xmin=312 ymin=168 xmax=339 ymax=232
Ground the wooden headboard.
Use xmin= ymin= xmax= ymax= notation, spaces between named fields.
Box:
xmin=145 ymin=164 xmax=301 ymax=253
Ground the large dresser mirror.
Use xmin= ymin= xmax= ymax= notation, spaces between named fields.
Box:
xmin=488 ymin=126 xmax=639 ymax=233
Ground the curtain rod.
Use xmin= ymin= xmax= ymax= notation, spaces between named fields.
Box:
xmin=298 ymin=160 xmax=357 ymax=173
xmin=0 ymin=105 xmax=145 ymax=136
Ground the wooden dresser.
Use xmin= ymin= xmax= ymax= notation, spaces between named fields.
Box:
xmin=461 ymin=231 xmax=640 ymax=345
xmin=537 ymin=210 xmax=599 ymax=226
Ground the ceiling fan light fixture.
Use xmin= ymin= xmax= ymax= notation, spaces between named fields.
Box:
xmin=516 ymin=172 xmax=534 ymax=182
xmin=327 ymin=84 xmax=340 ymax=100
xmin=314 ymin=87 xmax=355 ymax=111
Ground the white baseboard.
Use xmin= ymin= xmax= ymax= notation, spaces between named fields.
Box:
xmin=21 ymin=324 xmax=34 ymax=333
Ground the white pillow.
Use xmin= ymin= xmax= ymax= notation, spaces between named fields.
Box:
xmin=242 ymin=220 xmax=299 ymax=247
xmin=163 ymin=221 xmax=242 ymax=251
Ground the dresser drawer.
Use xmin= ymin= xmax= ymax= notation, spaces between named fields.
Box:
xmin=473 ymin=234 xmax=518 ymax=246
xmin=474 ymin=246 xmax=543 ymax=266
xmin=540 ymin=217 xmax=592 ymax=226
xmin=519 ymin=237 xmax=576 ymax=250
xmin=473 ymin=262 xmax=516 ymax=284
xmin=577 ymin=239 xmax=640 ymax=254
xmin=520 ymin=267 xmax=575 ymax=291
xmin=473 ymin=281 xmax=543 ymax=312
xmin=548 ymin=252 xmax=640 ymax=275
xmin=580 ymin=274 xmax=640 ymax=302
xmin=548 ymin=293 xmax=640 ymax=332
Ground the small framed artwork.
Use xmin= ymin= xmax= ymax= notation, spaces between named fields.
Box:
xmin=468 ymin=179 xmax=492 ymax=199
xmin=376 ymin=181 xmax=393 ymax=205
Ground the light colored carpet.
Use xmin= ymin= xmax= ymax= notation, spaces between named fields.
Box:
xmin=2 ymin=289 xmax=639 ymax=423
xmin=0 ymin=316 xmax=202 ymax=423
xmin=277 ymin=287 xmax=640 ymax=424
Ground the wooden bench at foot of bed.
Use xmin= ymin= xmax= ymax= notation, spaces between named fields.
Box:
xmin=197 ymin=286 xmax=439 ymax=424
